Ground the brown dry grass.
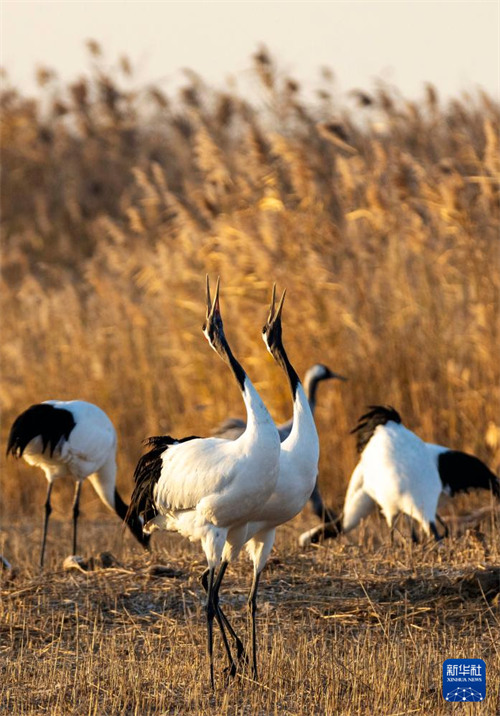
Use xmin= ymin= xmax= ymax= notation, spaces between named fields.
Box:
xmin=1 ymin=513 xmax=499 ymax=715
xmin=1 ymin=46 xmax=500 ymax=714
xmin=1 ymin=46 xmax=499 ymax=515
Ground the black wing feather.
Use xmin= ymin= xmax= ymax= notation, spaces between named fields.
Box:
xmin=6 ymin=404 xmax=76 ymax=458
xmin=350 ymin=405 xmax=402 ymax=454
xmin=126 ymin=434 xmax=201 ymax=525
xmin=438 ymin=451 xmax=500 ymax=498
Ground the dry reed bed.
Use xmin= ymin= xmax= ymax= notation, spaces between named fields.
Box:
xmin=1 ymin=47 xmax=499 ymax=517
xmin=1 ymin=516 xmax=499 ymax=715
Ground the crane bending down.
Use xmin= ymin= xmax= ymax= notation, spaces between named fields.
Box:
xmin=208 ymin=286 xmax=320 ymax=679
xmin=6 ymin=400 xmax=149 ymax=566
xmin=212 ymin=363 xmax=345 ymax=523
xmin=127 ymin=277 xmax=281 ymax=689
xmin=299 ymin=406 xmax=500 ymax=546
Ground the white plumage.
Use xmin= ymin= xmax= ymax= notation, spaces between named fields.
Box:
xmin=6 ymin=399 xmax=148 ymax=566
xmin=299 ymin=405 xmax=500 ymax=546
xmin=346 ymin=417 xmax=442 ymax=536
xmin=211 ymin=363 xmax=344 ymax=443
xmin=128 ymin=277 xmax=281 ymax=687
xmin=298 ymin=406 xmax=440 ymax=545
xmin=23 ymin=400 xmax=116 ymax=487
xmin=144 ymin=390 xmax=281 ymax=564
xmin=211 ymin=362 xmax=346 ymax=523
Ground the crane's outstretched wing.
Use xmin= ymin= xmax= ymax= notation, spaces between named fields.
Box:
xmin=436 ymin=449 xmax=500 ymax=498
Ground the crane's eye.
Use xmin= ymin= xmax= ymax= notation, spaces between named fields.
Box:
xmin=202 ymin=322 xmax=207 ymax=331
xmin=262 ymin=326 xmax=267 ymax=334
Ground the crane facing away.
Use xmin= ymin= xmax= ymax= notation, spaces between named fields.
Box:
xmin=299 ymin=405 xmax=500 ymax=546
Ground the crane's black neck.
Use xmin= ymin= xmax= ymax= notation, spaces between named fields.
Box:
xmin=213 ymin=332 xmax=246 ymax=391
xmin=205 ymin=312 xmax=247 ymax=391
xmin=115 ymin=489 xmax=150 ymax=548
xmin=224 ymin=344 xmax=247 ymax=392
xmin=271 ymin=344 xmax=299 ymax=399
xmin=304 ymin=376 xmax=319 ymax=413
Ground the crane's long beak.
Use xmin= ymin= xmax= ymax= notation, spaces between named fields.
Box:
xmin=328 ymin=370 xmax=347 ymax=382
xmin=203 ymin=275 xmax=226 ymax=353
xmin=266 ymin=283 xmax=276 ymax=323
xmin=262 ymin=283 xmax=287 ymax=354
xmin=265 ymin=283 xmax=286 ymax=329
xmin=206 ymin=275 xmax=221 ymax=321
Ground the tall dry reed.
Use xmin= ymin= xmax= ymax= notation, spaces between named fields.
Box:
xmin=1 ymin=46 xmax=499 ymax=516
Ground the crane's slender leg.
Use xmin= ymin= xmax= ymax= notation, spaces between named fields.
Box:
xmin=71 ymin=481 xmax=82 ymax=555
xmin=436 ymin=514 xmax=449 ymax=538
xmin=201 ymin=566 xmax=244 ymax=670
xmin=205 ymin=566 xmax=216 ymax=690
xmin=248 ymin=570 xmax=261 ymax=679
xmin=309 ymin=481 xmax=337 ymax=523
xmin=389 ymin=513 xmax=407 ymax=545
xmin=212 ymin=561 xmax=238 ymax=676
xmin=388 ymin=514 xmax=397 ymax=546
xmin=40 ymin=483 xmax=54 ymax=568
xmin=430 ymin=521 xmax=443 ymax=542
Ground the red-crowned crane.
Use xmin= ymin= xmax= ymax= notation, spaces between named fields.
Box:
xmin=299 ymin=405 xmax=500 ymax=546
xmin=208 ymin=286 xmax=321 ymax=678
xmin=212 ymin=363 xmax=346 ymax=524
xmin=126 ymin=277 xmax=281 ymax=689
xmin=6 ymin=400 xmax=148 ymax=566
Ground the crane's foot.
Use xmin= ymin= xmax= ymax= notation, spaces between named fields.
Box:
xmin=222 ymin=662 xmax=238 ymax=680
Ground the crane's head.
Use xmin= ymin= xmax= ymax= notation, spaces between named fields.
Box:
xmin=202 ymin=275 xmax=226 ymax=355
xmin=262 ymin=283 xmax=286 ymax=357
xmin=306 ymin=364 xmax=347 ymax=384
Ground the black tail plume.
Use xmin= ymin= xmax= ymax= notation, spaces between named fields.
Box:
xmin=125 ymin=434 xmax=201 ymax=528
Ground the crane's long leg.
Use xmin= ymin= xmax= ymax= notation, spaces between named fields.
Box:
xmin=40 ymin=483 xmax=54 ymax=568
xmin=205 ymin=566 xmax=216 ymax=690
xmin=412 ymin=516 xmax=447 ymax=543
xmin=309 ymin=481 xmax=337 ymax=523
xmin=389 ymin=514 xmax=401 ymax=546
xmin=436 ymin=514 xmax=449 ymax=538
xmin=248 ymin=570 xmax=261 ymax=680
xmin=201 ymin=566 xmax=244 ymax=670
xmin=71 ymin=481 xmax=82 ymax=555
xmin=212 ymin=562 xmax=238 ymax=676
xmin=430 ymin=520 xmax=443 ymax=542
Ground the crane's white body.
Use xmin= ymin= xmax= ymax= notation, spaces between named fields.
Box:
xmin=145 ymin=379 xmax=281 ymax=568
xmin=423 ymin=442 xmax=453 ymax=495
xmin=223 ymin=382 xmax=319 ymax=573
xmin=20 ymin=400 xmax=118 ymax=510
xmin=343 ymin=422 xmax=442 ymax=535
xmin=299 ymin=413 xmax=499 ymax=547
xmin=211 ymin=363 xmax=342 ymax=527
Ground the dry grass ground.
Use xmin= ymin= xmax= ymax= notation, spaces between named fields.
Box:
xmin=1 ymin=507 xmax=499 ymax=715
